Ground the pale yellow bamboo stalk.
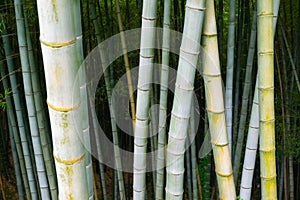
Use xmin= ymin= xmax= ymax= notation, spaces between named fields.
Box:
xmin=201 ymin=0 xmax=236 ymax=199
xmin=257 ymin=1 xmax=277 ymax=199
xmin=115 ymin=0 xmax=136 ymax=129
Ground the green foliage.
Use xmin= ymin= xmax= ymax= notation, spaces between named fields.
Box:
xmin=0 ymin=15 xmax=7 ymax=33
xmin=0 ymin=89 xmax=12 ymax=110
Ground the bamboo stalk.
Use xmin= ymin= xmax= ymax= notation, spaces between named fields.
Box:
xmin=8 ymin=120 xmax=24 ymax=200
xmin=201 ymin=0 xmax=236 ymax=198
xmin=190 ymin=101 xmax=199 ymax=200
xmin=99 ymin=51 xmax=127 ymax=199
xmin=14 ymin=0 xmax=51 ymax=197
xmin=278 ymin=19 xmax=300 ymax=94
xmin=225 ymin=0 xmax=236 ymax=156
xmin=257 ymin=1 xmax=277 ymax=199
xmin=155 ymin=0 xmax=171 ymax=199
xmin=90 ymin=98 xmax=107 ymax=200
xmin=0 ymin=59 xmax=25 ymax=200
xmin=233 ymin=9 xmax=257 ymax=184
xmin=276 ymin=41 xmax=288 ymax=200
xmin=115 ymin=0 xmax=136 ymax=128
xmin=2 ymin=13 xmax=38 ymax=200
xmin=23 ymin=8 xmax=58 ymax=199
xmin=165 ymin=0 xmax=206 ymax=199
xmin=73 ymin=0 xmax=94 ymax=198
xmin=185 ymin=139 xmax=193 ymax=200
xmin=133 ymin=0 xmax=157 ymax=199
xmin=239 ymin=2 xmax=280 ymax=199
xmin=36 ymin=0 xmax=89 ymax=198
xmin=89 ymin=1 xmax=126 ymax=198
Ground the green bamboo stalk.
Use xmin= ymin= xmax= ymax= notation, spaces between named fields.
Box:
xmin=201 ymin=0 xmax=236 ymax=198
xmin=185 ymin=139 xmax=192 ymax=200
xmin=36 ymin=0 xmax=89 ymax=198
xmin=279 ymin=31 xmax=295 ymax=200
xmin=0 ymin=59 xmax=26 ymax=200
xmin=150 ymin=89 xmax=158 ymax=190
xmin=133 ymin=0 xmax=157 ymax=199
xmin=114 ymin=169 xmax=118 ymax=200
xmin=257 ymin=1 xmax=277 ymax=199
xmin=225 ymin=0 xmax=236 ymax=156
xmin=115 ymin=0 xmax=136 ymax=128
xmin=23 ymin=8 xmax=58 ymax=199
xmin=189 ymin=100 xmax=198 ymax=200
xmin=1 ymin=20 xmax=38 ymax=200
xmin=14 ymin=0 xmax=51 ymax=198
xmin=90 ymin=98 xmax=107 ymax=200
xmin=233 ymin=9 xmax=257 ymax=184
xmin=165 ymin=0 xmax=205 ymax=199
xmin=278 ymin=19 xmax=300 ymax=93
xmin=155 ymin=0 xmax=171 ymax=199
xmin=99 ymin=52 xmax=126 ymax=199
xmin=8 ymin=117 xmax=25 ymax=200
xmin=200 ymin=112 xmax=211 ymax=200
xmin=148 ymin=122 xmax=155 ymax=198
xmin=73 ymin=0 xmax=94 ymax=198
xmin=232 ymin=0 xmax=246 ymax=145
xmin=89 ymin=1 xmax=126 ymax=198
xmin=277 ymin=36 xmax=288 ymax=200
xmin=89 ymin=0 xmax=107 ymax=200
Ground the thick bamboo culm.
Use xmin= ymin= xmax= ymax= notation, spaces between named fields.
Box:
xmin=201 ymin=0 xmax=236 ymax=199
xmin=165 ymin=0 xmax=205 ymax=199
xmin=257 ymin=0 xmax=277 ymax=199
xmin=36 ymin=0 xmax=89 ymax=198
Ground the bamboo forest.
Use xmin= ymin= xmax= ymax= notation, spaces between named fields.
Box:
xmin=0 ymin=0 xmax=299 ymax=199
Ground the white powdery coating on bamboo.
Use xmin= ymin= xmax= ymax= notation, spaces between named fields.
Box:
xmin=155 ymin=0 xmax=171 ymax=198
xmin=240 ymin=79 xmax=259 ymax=200
xmin=133 ymin=0 xmax=157 ymax=199
xmin=165 ymin=0 xmax=205 ymax=199
xmin=37 ymin=0 xmax=89 ymax=199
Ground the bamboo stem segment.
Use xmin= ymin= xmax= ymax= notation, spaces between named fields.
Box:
xmin=165 ymin=0 xmax=205 ymax=199
xmin=201 ymin=0 xmax=236 ymax=199
xmin=257 ymin=1 xmax=277 ymax=199
xmin=133 ymin=0 xmax=157 ymax=199
xmin=36 ymin=0 xmax=89 ymax=199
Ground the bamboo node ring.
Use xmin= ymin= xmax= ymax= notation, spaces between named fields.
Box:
xmin=40 ymin=37 xmax=76 ymax=48
xmin=53 ymin=153 xmax=85 ymax=165
xmin=215 ymin=170 xmax=233 ymax=177
xmin=47 ymin=100 xmax=81 ymax=112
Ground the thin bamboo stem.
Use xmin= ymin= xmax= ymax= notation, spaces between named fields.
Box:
xmin=115 ymin=0 xmax=136 ymax=129
xmin=225 ymin=0 xmax=236 ymax=156
xmin=155 ymin=0 xmax=171 ymax=199
xmin=233 ymin=9 xmax=257 ymax=184
xmin=133 ymin=0 xmax=157 ymax=199
xmin=23 ymin=8 xmax=58 ymax=199
xmin=2 ymin=15 xmax=38 ymax=200
xmin=14 ymin=0 xmax=51 ymax=196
